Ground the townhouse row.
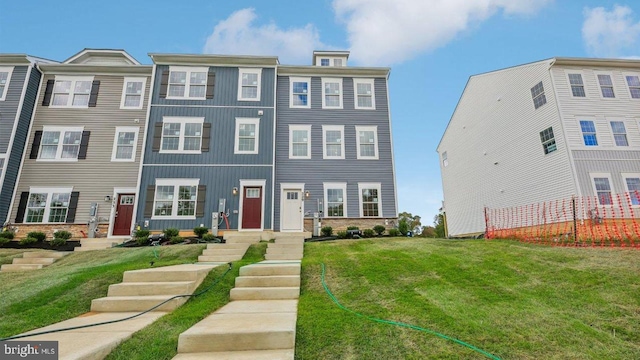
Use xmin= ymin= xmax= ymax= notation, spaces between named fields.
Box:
xmin=0 ymin=49 xmax=398 ymax=238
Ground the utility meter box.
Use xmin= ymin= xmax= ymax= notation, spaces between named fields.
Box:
xmin=218 ymin=198 xmax=226 ymax=213
xmin=211 ymin=212 xmax=219 ymax=236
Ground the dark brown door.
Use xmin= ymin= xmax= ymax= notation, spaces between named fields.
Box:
xmin=242 ymin=187 xmax=262 ymax=229
xmin=113 ymin=194 xmax=135 ymax=236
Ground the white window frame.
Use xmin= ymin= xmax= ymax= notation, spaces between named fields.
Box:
xmin=355 ymin=125 xmax=379 ymax=160
xmin=354 ymin=78 xmax=376 ymax=110
xmin=442 ymin=151 xmax=448 ymax=167
xmin=120 ymin=77 xmax=147 ymax=109
xmin=623 ymin=72 xmax=640 ymax=99
xmin=49 ymin=76 xmax=94 ymax=108
xmin=594 ymin=71 xmax=615 ymax=99
xmin=322 ymin=78 xmax=343 ymax=109
xmin=322 ymin=125 xmax=345 ymax=159
xmin=160 ymin=117 xmax=204 ymax=154
xmin=622 ymin=173 xmax=640 ymax=207
xmin=152 ymin=178 xmax=199 ymax=219
xmin=289 ymin=124 xmax=311 ymax=159
xmin=578 ymin=119 xmax=598 ymax=147
xmin=111 ymin=126 xmax=140 ymax=162
xmin=289 ymin=77 xmax=311 ymax=109
xmin=316 ymin=57 xmax=347 ymax=67
xmin=590 ymin=173 xmax=615 ymax=207
xmin=324 ymin=182 xmax=347 ymax=218
xmin=25 ymin=187 xmax=73 ymax=224
xmin=358 ymin=182 xmax=382 ymax=218
xmin=234 ymin=117 xmax=260 ymax=154
xmin=166 ymin=66 xmax=208 ymax=100
xmin=237 ymin=68 xmax=262 ymax=101
xmin=531 ymin=81 xmax=547 ymax=109
xmin=608 ymin=119 xmax=629 ymax=147
xmin=0 ymin=154 xmax=5 ymax=180
xmin=38 ymin=125 xmax=85 ymax=162
xmin=566 ymin=71 xmax=586 ymax=98
xmin=0 ymin=66 xmax=14 ymax=101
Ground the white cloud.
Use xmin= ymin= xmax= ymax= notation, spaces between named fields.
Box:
xmin=203 ymin=8 xmax=327 ymax=64
xmin=582 ymin=5 xmax=640 ymax=58
xmin=333 ymin=0 xmax=553 ymax=65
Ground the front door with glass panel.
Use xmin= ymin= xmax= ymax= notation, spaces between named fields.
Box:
xmin=113 ymin=194 xmax=135 ymax=236
xmin=241 ymin=186 xmax=262 ymax=229
xmin=282 ymin=189 xmax=303 ymax=231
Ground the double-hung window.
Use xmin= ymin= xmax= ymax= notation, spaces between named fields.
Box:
xmin=153 ymin=179 xmax=199 ymax=218
xmin=610 ymin=121 xmax=629 ymax=146
xmin=354 ymin=79 xmax=375 ymax=109
xmin=530 ymin=81 xmax=546 ymax=109
xmin=290 ymin=77 xmax=310 ymax=108
xmin=596 ymin=73 xmax=615 ymax=98
xmin=238 ymin=68 xmax=262 ymax=101
xmin=324 ymin=183 xmax=347 ymax=217
xmin=591 ymin=175 xmax=613 ymax=206
xmin=358 ymin=183 xmax=382 ymax=217
xmin=235 ymin=118 xmax=260 ymax=154
xmin=160 ymin=117 xmax=204 ymax=154
xmin=167 ymin=67 xmax=207 ymax=99
xmin=51 ymin=76 xmax=93 ymax=107
xmin=355 ymin=126 xmax=378 ymax=159
xmin=442 ymin=151 xmax=448 ymax=167
xmin=625 ymin=74 xmax=640 ymax=99
xmin=289 ymin=125 xmax=311 ymax=159
xmin=322 ymin=78 xmax=343 ymax=109
xmin=568 ymin=73 xmax=586 ymax=97
xmin=39 ymin=126 xmax=84 ymax=160
xmin=120 ymin=77 xmax=146 ymax=109
xmin=579 ymin=120 xmax=598 ymax=146
xmin=0 ymin=67 xmax=13 ymax=101
xmin=539 ymin=127 xmax=557 ymax=154
xmin=25 ymin=187 xmax=73 ymax=223
xmin=322 ymin=125 xmax=345 ymax=159
xmin=623 ymin=174 xmax=640 ymax=206
xmin=0 ymin=156 xmax=5 ymax=179
xmin=111 ymin=127 xmax=140 ymax=161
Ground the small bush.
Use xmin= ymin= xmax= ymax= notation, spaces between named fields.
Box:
xmin=170 ymin=236 xmax=184 ymax=244
xmin=133 ymin=229 xmax=150 ymax=238
xmin=0 ymin=231 xmax=15 ymax=239
xmin=202 ymin=233 xmax=218 ymax=242
xmin=53 ymin=230 xmax=72 ymax=240
xmin=363 ymin=229 xmax=375 ymax=238
xmin=398 ymin=220 xmax=410 ymax=236
xmin=27 ymin=231 xmax=47 ymax=242
xmin=163 ymin=228 xmax=180 ymax=240
xmin=193 ymin=226 xmax=209 ymax=238
xmin=19 ymin=237 xmax=38 ymax=245
xmin=50 ymin=238 xmax=67 ymax=247
xmin=336 ymin=231 xmax=348 ymax=239
xmin=388 ymin=228 xmax=401 ymax=237
xmin=136 ymin=237 xmax=149 ymax=246
xmin=321 ymin=226 xmax=333 ymax=237
xmin=373 ymin=225 xmax=386 ymax=236
xmin=346 ymin=226 xmax=359 ymax=231
xmin=0 ymin=237 xmax=10 ymax=246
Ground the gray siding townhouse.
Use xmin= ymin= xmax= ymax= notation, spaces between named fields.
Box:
xmin=9 ymin=49 xmax=152 ymax=238
xmin=275 ymin=51 xmax=398 ymax=232
xmin=0 ymin=55 xmax=52 ymax=225
xmin=135 ymin=54 xmax=278 ymax=235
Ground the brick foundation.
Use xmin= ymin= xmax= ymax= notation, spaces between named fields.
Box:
xmin=10 ymin=223 xmax=110 ymax=240
xmin=304 ymin=218 xmax=397 ymax=233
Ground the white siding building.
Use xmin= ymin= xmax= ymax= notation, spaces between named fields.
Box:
xmin=438 ymin=58 xmax=640 ymax=237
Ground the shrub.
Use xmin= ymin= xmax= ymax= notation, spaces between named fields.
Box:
xmin=398 ymin=219 xmax=410 ymax=236
xmin=346 ymin=226 xmax=359 ymax=231
xmin=388 ymin=228 xmax=401 ymax=237
xmin=27 ymin=231 xmax=47 ymax=242
xmin=0 ymin=237 xmax=10 ymax=246
xmin=163 ymin=228 xmax=180 ymax=240
xmin=0 ymin=231 xmax=15 ymax=239
xmin=363 ymin=229 xmax=375 ymax=238
xmin=373 ymin=225 xmax=386 ymax=236
xmin=202 ymin=233 xmax=218 ymax=242
xmin=193 ymin=226 xmax=209 ymax=238
xmin=170 ymin=236 xmax=184 ymax=244
xmin=133 ymin=229 xmax=150 ymax=239
xmin=136 ymin=237 xmax=149 ymax=246
xmin=321 ymin=226 xmax=333 ymax=237
xmin=53 ymin=230 xmax=72 ymax=240
xmin=50 ymin=238 xmax=67 ymax=247
xmin=19 ymin=237 xmax=38 ymax=245
xmin=336 ymin=231 xmax=348 ymax=239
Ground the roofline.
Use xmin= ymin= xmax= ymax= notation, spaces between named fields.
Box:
xmin=0 ymin=54 xmax=58 ymax=65
xmin=149 ymin=53 xmax=280 ymax=67
xmin=278 ymin=65 xmax=389 ymax=77
xmin=64 ymin=49 xmax=140 ymax=65
xmin=38 ymin=63 xmax=153 ymax=75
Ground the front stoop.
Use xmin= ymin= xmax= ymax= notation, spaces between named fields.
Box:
xmin=224 ymin=231 xmax=265 ymax=244
xmin=75 ymin=238 xmax=126 ymax=252
xmin=198 ymin=243 xmax=250 ymax=263
xmin=265 ymin=235 xmax=304 ymax=261
xmin=0 ymin=251 xmax=71 ymax=272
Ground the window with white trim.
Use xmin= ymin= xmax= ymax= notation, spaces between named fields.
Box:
xmin=610 ymin=121 xmax=629 ymax=146
xmin=111 ymin=126 xmax=140 ymax=161
xmin=568 ymin=73 xmax=586 ymax=97
xmin=531 ymin=81 xmax=547 ymax=109
xmin=120 ymin=77 xmax=146 ymax=109
xmin=167 ymin=67 xmax=207 ymax=99
xmin=539 ymin=127 xmax=557 ymax=154
xmin=160 ymin=117 xmax=204 ymax=154
xmin=322 ymin=78 xmax=343 ymax=109
xmin=356 ymin=126 xmax=378 ymax=159
xmin=153 ymin=179 xmax=199 ymax=218
xmin=625 ymin=74 xmax=640 ymax=99
xmin=0 ymin=67 xmax=13 ymax=101
xmin=592 ymin=175 xmax=613 ymax=206
xmin=39 ymin=126 xmax=84 ymax=160
xmin=0 ymin=156 xmax=5 ymax=179
xmin=322 ymin=125 xmax=345 ymax=159
xmin=442 ymin=151 xmax=448 ymax=167
xmin=235 ymin=118 xmax=260 ymax=154
xmin=290 ymin=77 xmax=310 ymax=108
xmin=320 ymin=58 xmax=330 ymax=66
xmin=238 ymin=68 xmax=262 ymax=101
xmin=623 ymin=174 xmax=640 ymax=206
xmin=51 ymin=76 xmax=93 ymax=107
xmin=289 ymin=125 xmax=311 ymax=159
xmin=579 ymin=120 xmax=598 ymax=146
xmin=324 ymin=183 xmax=347 ymax=217
xmin=358 ymin=183 xmax=382 ymax=217
xmin=596 ymin=73 xmax=615 ymax=98
xmin=354 ymin=79 xmax=375 ymax=109
xmin=25 ymin=188 xmax=72 ymax=223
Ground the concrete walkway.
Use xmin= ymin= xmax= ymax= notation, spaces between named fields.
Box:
xmin=1 ymin=251 xmax=71 ymax=272
xmin=75 ymin=238 xmax=125 ymax=252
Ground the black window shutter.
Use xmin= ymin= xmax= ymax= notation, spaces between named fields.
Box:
xmin=42 ymin=80 xmax=55 ymax=106
xmin=77 ymin=131 xmax=90 ymax=159
xmin=15 ymin=192 xmax=29 ymax=223
xmin=159 ymin=70 xmax=169 ymax=98
xmin=30 ymin=131 xmax=43 ymax=159
xmin=201 ymin=123 xmax=211 ymax=152
xmin=206 ymin=72 xmax=215 ymax=99
xmin=152 ymin=122 xmax=163 ymax=151
xmin=144 ymin=185 xmax=156 ymax=218
xmin=196 ymin=185 xmax=206 ymax=217
xmin=66 ymin=192 xmax=80 ymax=223
xmin=88 ymin=80 xmax=100 ymax=107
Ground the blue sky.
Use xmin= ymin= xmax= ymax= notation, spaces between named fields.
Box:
xmin=2 ymin=0 xmax=640 ymax=224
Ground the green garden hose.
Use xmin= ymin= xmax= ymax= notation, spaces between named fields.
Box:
xmin=321 ymin=263 xmax=501 ymax=360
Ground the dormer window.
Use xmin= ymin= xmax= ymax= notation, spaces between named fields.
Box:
xmin=320 ymin=59 xmax=330 ymax=66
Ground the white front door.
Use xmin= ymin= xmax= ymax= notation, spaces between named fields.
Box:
xmin=282 ymin=188 xmax=303 ymax=231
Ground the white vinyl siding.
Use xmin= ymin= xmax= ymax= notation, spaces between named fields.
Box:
xmin=152 ymin=179 xmax=199 ymax=219
xmin=0 ymin=66 xmax=13 ymax=101
xmin=234 ymin=118 xmax=260 ymax=154
xmin=238 ymin=68 xmax=262 ymax=101
xmin=120 ymin=77 xmax=146 ymax=109
xmin=111 ymin=126 xmax=140 ymax=161
xmin=322 ymin=125 xmax=345 ymax=159
xmin=324 ymin=183 xmax=347 ymax=217
xmin=167 ymin=66 xmax=207 ymax=100
xmin=25 ymin=187 xmax=73 ymax=223
xmin=160 ymin=117 xmax=204 ymax=154
xmin=50 ymin=76 xmax=94 ymax=108
xmin=289 ymin=125 xmax=311 ymax=159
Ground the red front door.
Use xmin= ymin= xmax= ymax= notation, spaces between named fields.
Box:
xmin=113 ymin=194 xmax=135 ymax=236
xmin=242 ymin=187 xmax=262 ymax=229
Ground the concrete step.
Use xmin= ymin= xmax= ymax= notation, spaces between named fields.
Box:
xmin=122 ymin=264 xmax=214 ymax=283
xmin=201 ymin=249 xmax=247 ymax=256
xmin=230 ymin=287 xmax=300 ymax=301
xmin=173 ymin=349 xmax=294 ymax=360
xmin=207 ymin=243 xmax=250 ymax=250
xmin=12 ymin=257 xmax=56 ymax=265
xmin=198 ymin=255 xmax=243 ymax=262
xmin=216 ymin=300 xmax=298 ymax=314
xmin=1 ymin=264 xmax=44 ymax=271
xmin=239 ymin=263 xmax=301 ymax=277
xmin=23 ymin=251 xmax=70 ymax=259
xmin=273 ymin=232 xmax=310 ymax=241
xmin=235 ymin=275 xmax=300 ymax=288
xmin=225 ymin=237 xmax=261 ymax=244
xmin=266 ymin=246 xmax=303 ymax=254
xmin=265 ymin=253 xmax=303 ymax=261
xmin=91 ymin=295 xmax=188 ymax=312
xmin=107 ymin=281 xmax=196 ymax=296
xmin=177 ymin=312 xmax=297 ymax=352
xmin=80 ymin=238 xmax=125 ymax=245
xmin=274 ymin=238 xmax=304 ymax=245
xmin=74 ymin=244 xmax=114 ymax=252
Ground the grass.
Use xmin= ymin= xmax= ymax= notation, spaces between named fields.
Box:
xmin=297 ymin=238 xmax=640 ymax=360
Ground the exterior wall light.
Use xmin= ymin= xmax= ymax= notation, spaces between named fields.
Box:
xmin=232 ymin=187 xmax=238 ymax=196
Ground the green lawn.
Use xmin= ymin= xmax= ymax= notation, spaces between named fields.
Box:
xmin=297 ymin=238 xmax=640 ymax=360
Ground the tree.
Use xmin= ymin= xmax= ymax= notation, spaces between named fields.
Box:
xmin=398 ymin=212 xmax=422 ymax=234
xmin=434 ymin=213 xmax=446 ymax=238
xmin=421 ymin=226 xmax=437 ymax=237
